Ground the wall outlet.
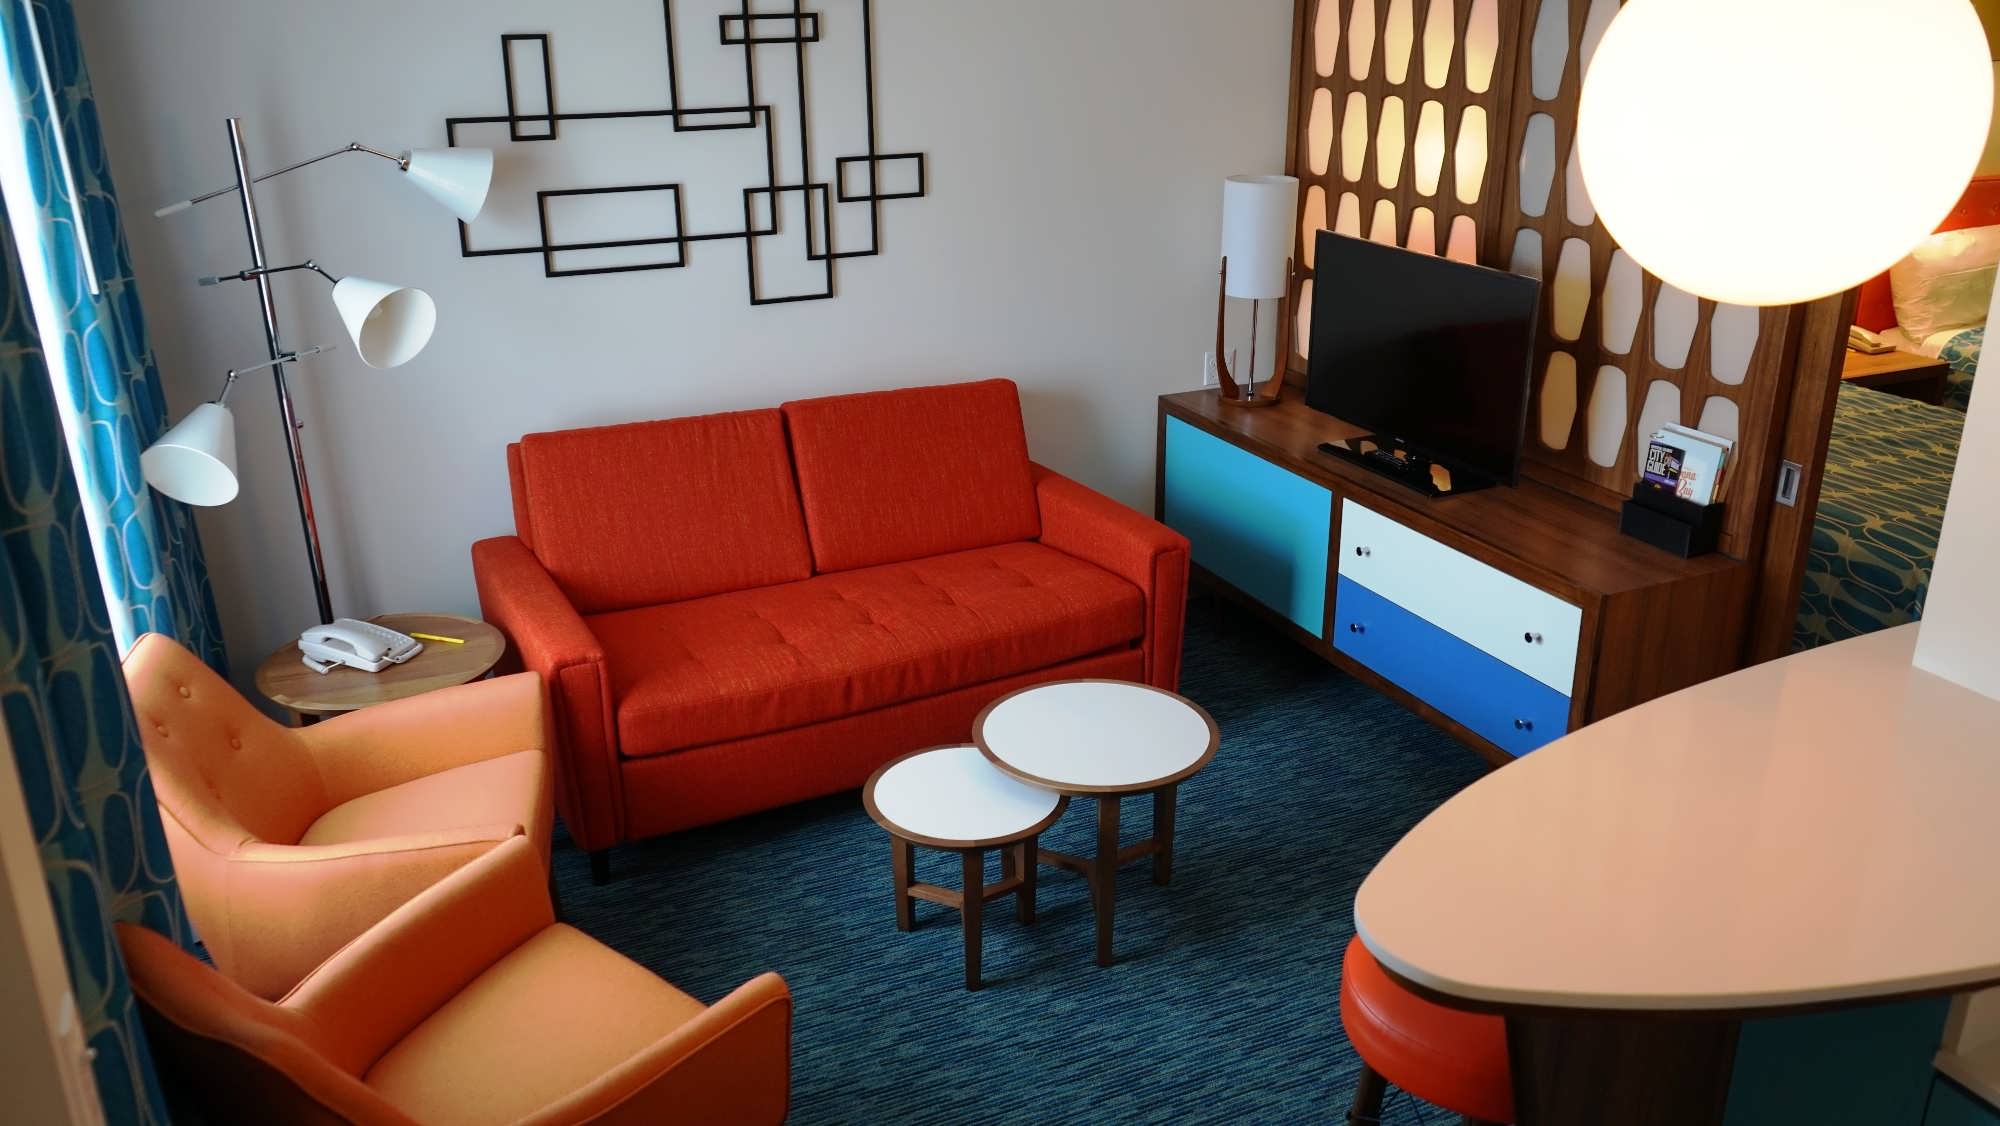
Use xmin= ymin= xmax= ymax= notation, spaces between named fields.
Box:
xmin=1201 ymin=351 xmax=1220 ymax=388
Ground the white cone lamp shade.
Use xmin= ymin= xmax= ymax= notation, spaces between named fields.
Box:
xmin=1577 ymin=0 xmax=1993 ymax=307
xmin=1221 ymin=175 xmax=1301 ymax=300
xmin=403 ymin=148 xmax=492 ymax=223
xmin=140 ymin=402 xmax=239 ymax=506
xmin=332 ymin=277 xmax=437 ymax=369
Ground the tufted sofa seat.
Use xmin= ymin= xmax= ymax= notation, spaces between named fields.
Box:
xmin=472 ymin=379 xmax=1189 ymax=873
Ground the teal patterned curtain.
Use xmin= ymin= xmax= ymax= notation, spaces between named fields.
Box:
xmin=2 ymin=216 xmax=179 ymax=1121
xmin=0 ymin=0 xmax=226 ymax=667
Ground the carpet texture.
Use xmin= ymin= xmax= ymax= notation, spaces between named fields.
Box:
xmin=555 ymin=596 xmax=1492 ymax=1124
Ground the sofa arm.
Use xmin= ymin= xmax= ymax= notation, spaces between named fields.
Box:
xmin=298 ymin=671 xmax=551 ymax=808
xmin=525 ymin=972 xmax=793 ymax=1126
xmin=473 ymin=535 xmax=624 ymax=853
xmin=1031 ymin=463 xmax=1190 ymax=689
xmin=203 ymin=825 xmax=520 ymax=1000
xmin=282 ymin=836 xmax=554 ymax=1076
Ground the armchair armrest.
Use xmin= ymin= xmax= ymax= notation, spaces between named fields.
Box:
xmin=1031 ymin=463 xmax=1191 ymax=688
xmin=282 ymin=836 xmax=554 ymax=1076
xmin=297 ymin=671 xmax=551 ymax=807
xmin=525 ymin=971 xmax=793 ymax=1126
xmin=206 ymin=824 xmax=521 ymax=1001
xmin=472 ymin=535 xmax=624 ymax=853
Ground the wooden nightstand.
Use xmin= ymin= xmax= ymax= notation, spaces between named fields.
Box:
xmin=1840 ymin=348 xmax=1950 ymax=405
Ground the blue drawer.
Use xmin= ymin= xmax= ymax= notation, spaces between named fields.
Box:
xmin=1332 ymin=576 xmax=1570 ymax=756
xmin=1162 ymin=416 xmax=1332 ymax=636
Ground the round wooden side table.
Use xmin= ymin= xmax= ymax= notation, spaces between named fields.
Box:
xmin=863 ymin=744 xmax=1068 ymax=991
xmin=973 ymin=679 xmax=1219 ymax=967
xmin=254 ymin=612 xmax=506 ymax=724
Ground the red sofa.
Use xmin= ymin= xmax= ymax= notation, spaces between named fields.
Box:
xmin=472 ymin=379 xmax=1189 ymax=879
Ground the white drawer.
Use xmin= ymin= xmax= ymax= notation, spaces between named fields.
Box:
xmin=1337 ymin=499 xmax=1582 ymax=693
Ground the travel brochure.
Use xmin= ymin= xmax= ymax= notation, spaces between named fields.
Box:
xmin=1639 ymin=424 xmax=1734 ymax=507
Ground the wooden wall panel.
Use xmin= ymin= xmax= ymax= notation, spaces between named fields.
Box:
xmin=1284 ymin=0 xmax=1850 ymax=567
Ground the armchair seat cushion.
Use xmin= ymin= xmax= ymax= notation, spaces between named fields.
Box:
xmin=300 ymin=750 xmax=549 ymax=853
xmin=364 ymin=925 xmax=703 ymax=1125
xmin=591 ymin=541 xmax=1145 ymax=758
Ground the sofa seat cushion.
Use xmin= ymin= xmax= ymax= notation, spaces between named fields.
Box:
xmin=298 ymin=751 xmax=545 ymax=848
xmin=590 ymin=542 xmax=1144 ymax=758
xmin=365 ymin=924 xmax=704 ymax=1126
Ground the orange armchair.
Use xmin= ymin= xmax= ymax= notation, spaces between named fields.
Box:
xmin=119 ymin=837 xmax=793 ymax=1125
xmin=123 ymin=633 xmax=555 ymax=999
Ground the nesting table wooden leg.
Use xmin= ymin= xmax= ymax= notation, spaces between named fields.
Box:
xmin=961 ymin=850 xmax=985 ymax=991
xmin=1016 ymin=837 xmax=1037 ymax=924
xmin=892 ymin=836 xmax=915 ymax=932
xmin=1152 ymin=783 xmax=1177 ymax=886
xmin=1093 ymin=796 xmax=1121 ymax=967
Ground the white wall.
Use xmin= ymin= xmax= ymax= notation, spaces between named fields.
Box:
xmin=1915 ymin=280 xmax=2000 ymax=701
xmin=75 ymin=0 xmax=1294 ymax=679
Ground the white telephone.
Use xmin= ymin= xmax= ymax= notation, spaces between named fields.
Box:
xmin=298 ymin=619 xmax=424 ymax=674
xmin=1847 ymin=325 xmax=1895 ymax=354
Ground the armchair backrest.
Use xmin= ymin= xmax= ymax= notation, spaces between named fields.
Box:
xmin=508 ymin=408 xmax=815 ymax=614
xmin=123 ymin=633 xmax=327 ymax=849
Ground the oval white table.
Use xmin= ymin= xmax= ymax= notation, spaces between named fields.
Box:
xmin=862 ymin=745 xmax=1067 ymax=990
xmin=973 ymin=679 xmax=1218 ymax=967
xmin=1355 ymin=625 xmax=2000 ymax=1124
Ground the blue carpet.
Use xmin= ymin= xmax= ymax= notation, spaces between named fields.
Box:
xmin=554 ymin=596 xmax=1491 ymax=1124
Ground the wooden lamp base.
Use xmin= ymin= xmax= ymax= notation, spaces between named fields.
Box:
xmin=1215 ymin=255 xmax=1295 ymax=409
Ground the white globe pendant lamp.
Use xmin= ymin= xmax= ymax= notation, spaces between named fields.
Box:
xmin=1577 ymin=0 xmax=1993 ymax=306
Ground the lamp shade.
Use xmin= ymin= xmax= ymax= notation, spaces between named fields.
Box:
xmin=1221 ymin=175 xmax=1300 ymax=300
xmin=332 ymin=277 xmax=437 ymax=368
xmin=403 ymin=148 xmax=492 ymax=223
xmin=140 ymin=402 xmax=238 ymax=506
xmin=1576 ymin=0 xmax=1993 ymax=307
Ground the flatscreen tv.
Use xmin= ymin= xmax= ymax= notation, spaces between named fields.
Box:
xmin=1305 ymin=231 xmax=1541 ymax=497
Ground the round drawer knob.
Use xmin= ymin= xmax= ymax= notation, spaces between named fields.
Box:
xmin=1524 ymin=631 xmax=1543 ymax=644
xmin=1348 ymin=622 xmax=1365 ymax=634
xmin=1513 ymin=718 xmax=1533 ymax=731
xmin=1354 ymin=545 xmax=1372 ymax=557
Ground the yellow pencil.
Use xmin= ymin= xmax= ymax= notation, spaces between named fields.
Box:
xmin=409 ymin=631 xmax=465 ymax=645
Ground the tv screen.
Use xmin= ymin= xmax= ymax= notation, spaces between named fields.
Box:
xmin=1305 ymin=232 xmax=1540 ymax=487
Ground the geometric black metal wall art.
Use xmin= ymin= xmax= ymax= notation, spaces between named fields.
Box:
xmin=441 ymin=0 xmax=927 ymax=305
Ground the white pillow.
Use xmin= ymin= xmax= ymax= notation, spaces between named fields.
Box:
xmin=1890 ymin=223 xmax=2000 ymax=339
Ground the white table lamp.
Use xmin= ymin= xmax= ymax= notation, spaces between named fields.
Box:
xmin=1215 ymin=174 xmax=1301 ymax=407
xmin=1577 ymin=0 xmax=1992 ymax=307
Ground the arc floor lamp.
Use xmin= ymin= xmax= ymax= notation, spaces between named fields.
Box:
xmin=140 ymin=118 xmax=492 ymax=625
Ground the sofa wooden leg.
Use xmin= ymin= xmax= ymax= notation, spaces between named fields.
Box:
xmin=589 ymin=850 xmax=610 ymax=886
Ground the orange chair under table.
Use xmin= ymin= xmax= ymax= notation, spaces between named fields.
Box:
xmin=119 ymin=836 xmax=793 ymax=1125
xmin=1340 ymin=935 xmax=1513 ymax=1125
xmin=124 ymin=632 xmax=555 ymax=999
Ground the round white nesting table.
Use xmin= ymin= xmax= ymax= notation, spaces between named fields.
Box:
xmin=973 ymin=679 xmax=1219 ymax=966
xmin=1354 ymin=625 xmax=2000 ymax=1124
xmin=862 ymin=745 xmax=1067 ymax=991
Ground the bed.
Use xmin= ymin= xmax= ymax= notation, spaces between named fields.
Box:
xmin=1793 ymin=384 xmax=1965 ymax=651
xmin=1793 ymin=177 xmax=1995 ymax=650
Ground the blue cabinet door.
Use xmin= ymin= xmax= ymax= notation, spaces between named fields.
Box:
xmin=1926 ymin=1076 xmax=2000 ymax=1126
xmin=1162 ymin=416 xmax=1332 ymax=636
xmin=1331 ymin=576 xmax=1571 ymax=755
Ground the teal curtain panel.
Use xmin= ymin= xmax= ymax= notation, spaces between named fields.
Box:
xmin=0 ymin=0 xmax=225 ymax=667
xmin=1 ymin=156 xmax=180 ymax=1125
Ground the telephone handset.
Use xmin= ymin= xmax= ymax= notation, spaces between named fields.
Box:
xmin=1847 ymin=325 xmax=1895 ymax=355
xmin=298 ymin=618 xmax=424 ymax=674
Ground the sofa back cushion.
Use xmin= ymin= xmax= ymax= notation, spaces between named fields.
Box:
xmin=510 ymin=409 xmax=814 ymax=613
xmin=782 ymin=379 xmax=1040 ymax=573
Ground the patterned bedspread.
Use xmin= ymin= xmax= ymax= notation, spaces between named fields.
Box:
xmin=1941 ymin=324 xmax=1982 ymax=412
xmin=1794 ymin=384 xmax=1964 ymax=651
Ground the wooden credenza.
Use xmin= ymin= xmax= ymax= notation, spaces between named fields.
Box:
xmin=1157 ymin=390 xmax=1755 ymax=765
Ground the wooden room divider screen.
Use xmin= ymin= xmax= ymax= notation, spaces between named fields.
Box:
xmin=1281 ymin=0 xmax=1853 ymax=660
